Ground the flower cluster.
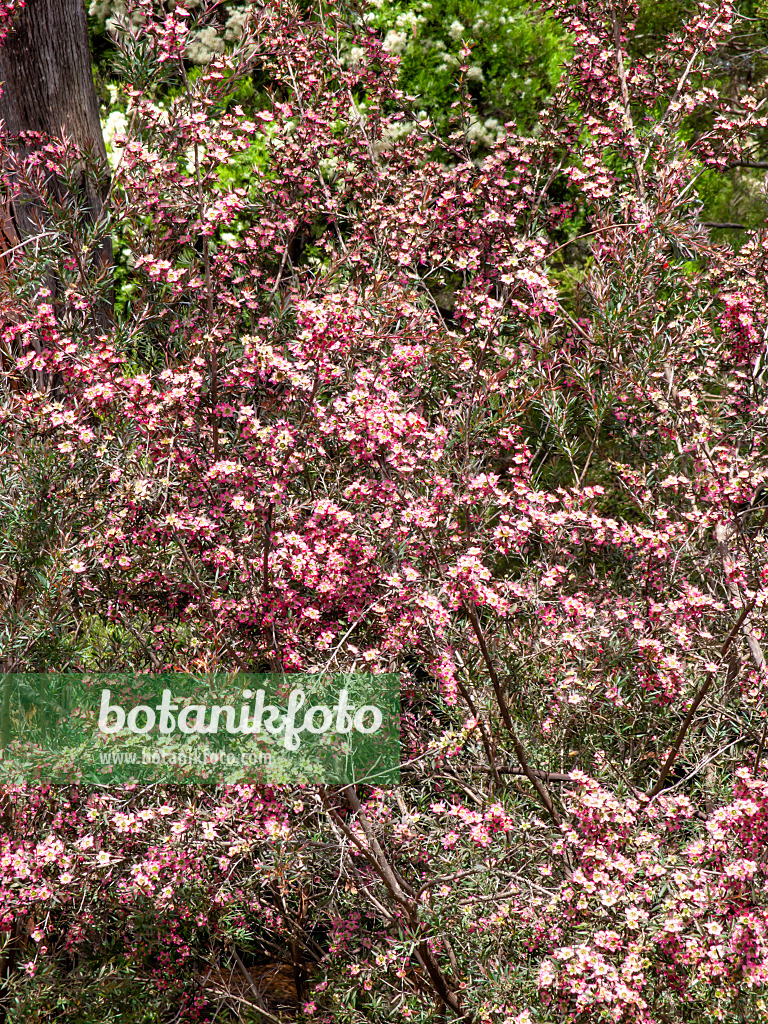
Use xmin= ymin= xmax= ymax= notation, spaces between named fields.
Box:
xmin=3 ymin=0 xmax=768 ymax=1020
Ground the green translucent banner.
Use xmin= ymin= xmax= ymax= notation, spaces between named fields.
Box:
xmin=0 ymin=673 xmax=400 ymax=786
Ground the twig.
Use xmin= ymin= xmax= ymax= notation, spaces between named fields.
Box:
xmin=268 ymin=240 xmax=291 ymax=299
xmin=465 ymin=604 xmax=561 ymax=825
xmin=701 ymin=221 xmax=749 ymax=229
xmin=229 ymin=947 xmax=283 ymax=1024
xmin=114 ymin=609 xmax=161 ymax=671
xmin=646 ymin=599 xmax=756 ymax=798
xmin=477 ymin=766 xmax=575 ymax=782
xmin=609 ymin=0 xmax=645 ymax=200
xmin=173 ymin=534 xmax=247 ymax=670
xmin=647 ymin=735 xmax=745 ymax=805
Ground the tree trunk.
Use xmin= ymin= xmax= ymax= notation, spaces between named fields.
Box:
xmin=0 ymin=0 xmax=112 ymax=326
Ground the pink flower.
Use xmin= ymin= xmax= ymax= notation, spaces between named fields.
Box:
xmin=441 ymin=832 xmax=459 ymax=850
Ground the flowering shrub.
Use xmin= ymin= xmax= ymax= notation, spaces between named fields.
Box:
xmin=3 ymin=0 xmax=768 ymax=1021
xmin=356 ymin=0 xmax=567 ymax=142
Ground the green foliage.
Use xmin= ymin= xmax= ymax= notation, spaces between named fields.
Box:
xmin=0 ymin=433 xmax=85 ymax=672
xmin=359 ymin=0 xmax=568 ymax=137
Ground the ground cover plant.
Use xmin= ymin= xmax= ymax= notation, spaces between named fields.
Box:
xmin=3 ymin=0 xmax=768 ymax=1021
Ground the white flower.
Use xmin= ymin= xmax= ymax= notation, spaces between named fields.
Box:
xmin=185 ymin=27 xmax=225 ymax=64
xmin=538 ymin=959 xmax=556 ymax=986
xmin=185 ymin=145 xmax=206 ymax=176
xmin=466 ymin=65 xmax=485 ymax=83
xmin=394 ymin=11 xmax=421 ymax=30
xmin=625 ymin=906 xmax=647 ymax=929
xmin=101 ymin=109 xmax=128 ymax=170
xmin=448 ymin=19 xmax=465 ymax=41
xmin=374 ymin=121 xmax=415 ymax=155
xmin=88 ymin=0 xmax=114 ymax=22
xmin=382 ymin=30 xmax=408 ymax=55
xmin=318 ymin=156 xmax=339 ymax=182
xmin=224 ymin=11 xmax=247 ymax=41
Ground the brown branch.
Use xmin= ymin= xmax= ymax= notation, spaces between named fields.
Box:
xmin=478 ymin=766 xmax=576 ymax=782
xmin=224 ymin=949 xmax=283 ymax=1024
xmin=173 ymin=534 xmax=248 ymax=671
xmin=344 ymin=786 xmax=416 ymax=899
xmin=646 ymin=598 xmax=756 ymax=798
xmin=755 ymin=718 xmax=768 ymax=774
xmin=453 ymin=675 xmax=502 ymax=787
xmin=414 ymin=942 xmax=468 ymax=1020
xmin=319 ymin=786 xmax=470 ymax=1019
xmin=269 ymin=238 xmax=292 ymax=299
xmin=114 ymin=609 xmax=161 ymax=671
xmin=318 ymin=786 xmax=412 ymax=913
xmin=465 ymin=604 xmax=561 ymax=825
xmin=715 ymin=521 xmax=767 ymax=674
xmin=701 ymin=221 xmax=749 ymax=229
xmin=180 ymin=63 xmax=219 ymax=461
xmin=609 ymin=0 xmax=645 ymax=200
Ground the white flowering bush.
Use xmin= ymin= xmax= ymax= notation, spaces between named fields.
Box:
xmin=89 ymin=0 xmax=253 ymax=64
xmin=358 ymin=0 xmax=567 ymax=137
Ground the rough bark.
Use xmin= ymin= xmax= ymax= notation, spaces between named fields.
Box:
xmin=0 ymin=0 xmax=111 ymax=327
xmin=0 ymin=0 xmax=108 ymax=216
